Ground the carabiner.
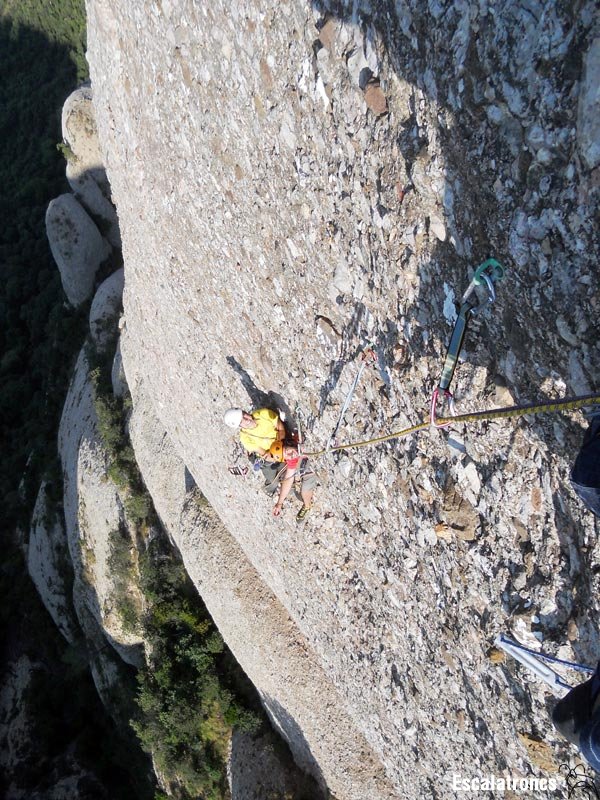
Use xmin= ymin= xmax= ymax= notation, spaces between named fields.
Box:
xmin=473 ymin=258 xmax=504 ymax=286
xmin=430 ymin=387 xmax=455 ymax=428
xmin=462 ymin=259 xmax=505 ymax=308
xmin=480 ymin=273 xmax=496 ymax=303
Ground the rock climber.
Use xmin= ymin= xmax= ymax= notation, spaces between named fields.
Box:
xmin=570 ymin=414 xmax=600 ymax=518
xmin=552 ymin=660 xmax=600 ymax=772
xmin=267 ymin=440 xmax=316 ymax=522
xmin=223 ymin=406 xmax=286 ymax=493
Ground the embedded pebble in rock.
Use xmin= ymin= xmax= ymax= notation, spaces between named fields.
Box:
xmin=428 ymin=213 xmax=446 ymax=242
xmin=84 ymin=1 xmax=600 ymax=797
xmin=458 ymin=460 xmax=481 ymax=503
xmin=364 ymin=82 xmax=388 ymax=117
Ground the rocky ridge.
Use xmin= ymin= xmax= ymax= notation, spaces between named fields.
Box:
xmin=46 ymin=86 xmax=118 ymax=307
xmin=51 ymin=0 xmax=600 ymax=797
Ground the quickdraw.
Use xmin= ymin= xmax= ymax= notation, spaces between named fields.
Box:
xmin=228 ymin=465 xmax=248 ymax=477
xmin=432 ymin=259 xmax=505 ymax=423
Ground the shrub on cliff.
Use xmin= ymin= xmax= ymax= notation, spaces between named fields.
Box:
xmin=88 ymin=346 xmax=153 ymax=530
xmin=131 ymin=536 xmax=262 ymax=799
xmin=107 ymin=527 xmax=141 ymax=634
xmin=88 ymin=336 xmax=263 ymax=797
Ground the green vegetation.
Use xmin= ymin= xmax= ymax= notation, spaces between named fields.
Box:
xmin=108 ymin=527 xmax=142 ymax=634
xmin=132 ymin=536 xmax=262 ymax=800
xmin=0 ymin=0 xmax=88 ymax=531
xmin=90 ymin=338 xmax=263 ymax=799
xmin=56 ymin=140 xmax=75 ymax=162
xmin=0 ymin=5 xmax=151 ymax=799
xmin=88 ymin=340 xmax=154 ymax=532
xmin=1 ymin=0 xmax=87 ymax=80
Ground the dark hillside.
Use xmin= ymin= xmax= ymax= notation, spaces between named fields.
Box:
xmin=0 ymin=2 xmax=86 ymax=528
xmin=0 ymin=5 xmax=151 ymax=798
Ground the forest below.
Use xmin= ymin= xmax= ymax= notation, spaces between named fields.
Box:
xmin=0 ymin=0 xmax=88 ymax=529
xmin=0 ymin=4 xmax=149 ymax=799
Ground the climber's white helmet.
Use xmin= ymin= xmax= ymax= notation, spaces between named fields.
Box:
xmin=223 ymin=408 xmax=243 ymax=428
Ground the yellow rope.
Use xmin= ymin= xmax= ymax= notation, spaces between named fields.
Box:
xmin=303 ymin=393 xmax=600 ymax=458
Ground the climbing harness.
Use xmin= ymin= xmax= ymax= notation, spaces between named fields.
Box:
xmin=432 ymin=259 xmax=505 ymax=425
xmin=301 ymin=392 xmax=600 ymax=458
xmin=494 ymin=634 xmax=595 ymax=697
xmin=326 ymin=345 xmax=377 ymax=451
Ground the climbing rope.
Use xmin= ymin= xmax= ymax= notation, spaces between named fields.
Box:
xmin=302 ymin=392 xmax=600 ymax=458
xmin=302 ymin=260 xmax=599 ymax=459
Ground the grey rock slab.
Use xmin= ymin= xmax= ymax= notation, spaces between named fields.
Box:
xmin=89 ymin=268 xmax=124 ymax=350
xmin=85 ymin=0 xmax=599 ymax=795
xmin=46 ymin=194 xmax=111 ymax=307
xmin=62 ymin=85 xmax=121 ymax=248
xmin=578 ymin=38 xmax=600 ymax=170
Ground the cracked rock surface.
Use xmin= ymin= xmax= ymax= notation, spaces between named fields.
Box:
xmin=86 ymin=0 xmax=599 ymax=796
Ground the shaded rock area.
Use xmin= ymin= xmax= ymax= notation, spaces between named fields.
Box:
xmin=27 ymin=482 xmax=78 ymax=644
xmin=0 ymin=653 xmax=111 ymax=800
xmin=62 ymin=85 xmax=122 ymax=248
xmin=45 ymin=193 xmax=111 ymax=307
xmin=578 ymin=37 xmax=600 ymax=171
xmin=89 ymin=268 xmax=124 ymax=349
xmin=228 ymin=730 xmax=319 ymax=800
xmin=58 ymin=347 xmax=144 ymax=666
xmin=0 ymin=656 xmax=36 ymax=786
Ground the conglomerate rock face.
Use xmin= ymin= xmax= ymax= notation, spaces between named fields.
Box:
xmin=45 ymin=193 xmax=111 ymax=307
xmin=58 ymin=349 xmax=144 ymax=667
xmin=62 ymin=85 xmax=122 ymax=248
xmin=123 ymin=357 xmax=393 ymax=798
xmin=86 ymin=0 xmax=599 ymax=797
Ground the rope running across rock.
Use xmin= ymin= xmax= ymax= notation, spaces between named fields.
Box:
xmin=302 ymin=393 xmax=600 ymax=459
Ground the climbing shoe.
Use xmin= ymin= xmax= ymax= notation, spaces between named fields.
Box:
xmin=296 ymin=504 xmax=311 ymax=523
